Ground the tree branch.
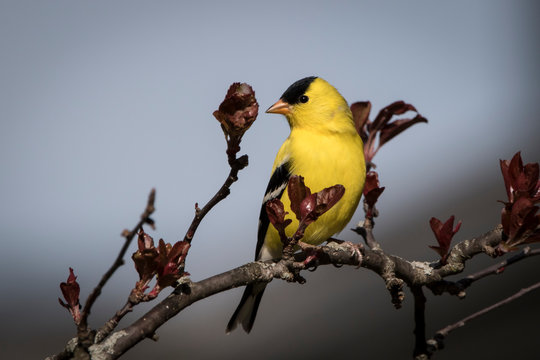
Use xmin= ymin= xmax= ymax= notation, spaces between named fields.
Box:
xmin=48 ymin=215 xmax=540 ymax=360
xmin=426 ymin=235 xmax=540 ymax=298
xmin=457 ymin=246 xmax=540 ymax=288
xmin=87 ymin=260 xmax=297 ymax=359
xmin=77 ymin=189 xmax=155 ymax=347
xmin=94 ymin=299 xmax=134 ymax=343
xmin=56 ymin=225 xmax=516 ymax=359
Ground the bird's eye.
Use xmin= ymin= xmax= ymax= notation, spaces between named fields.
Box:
xmin=299 ymin=95 xmax=309 ymax=103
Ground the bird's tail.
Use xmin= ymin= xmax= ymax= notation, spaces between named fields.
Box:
xmin=226 ymin=282 xmax=267 ymax=333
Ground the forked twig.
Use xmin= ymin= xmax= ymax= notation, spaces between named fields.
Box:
xmin=77 ymin=189 xmax=156 ymax=345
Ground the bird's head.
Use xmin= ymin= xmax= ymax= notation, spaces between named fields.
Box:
xmin=266 ymin=76 xmax=354 ymax=133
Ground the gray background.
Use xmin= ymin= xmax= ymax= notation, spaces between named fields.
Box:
xmin=1 ymin=1 xmax=539 ymax=359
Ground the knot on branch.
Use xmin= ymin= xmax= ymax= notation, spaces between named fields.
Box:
xmin=234 ymin=154 xmax=249 ymax=170
xmin=482 ymin=244 xmax=498 ymax=257
xmin=272 ymin=260 xmax=306 ymax=284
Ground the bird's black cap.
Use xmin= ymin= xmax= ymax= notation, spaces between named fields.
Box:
xmin=280 ymin=76 xmax=317 ymax=105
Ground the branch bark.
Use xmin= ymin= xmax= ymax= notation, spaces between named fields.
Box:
xmin=49 ymin=218 xmax=537 ymax=360
xmin=52 ymin=225 xmax=518 ymax=359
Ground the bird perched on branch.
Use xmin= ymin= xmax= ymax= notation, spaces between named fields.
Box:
xmin=227 ymin=76 xmax=366 ymax=333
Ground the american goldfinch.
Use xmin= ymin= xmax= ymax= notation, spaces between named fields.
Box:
xmin=227 ymin=76 xmax=366 ymax=333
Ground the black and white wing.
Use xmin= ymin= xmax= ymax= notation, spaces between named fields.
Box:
xmin=255 ymin=160 xmax=291 ymax=260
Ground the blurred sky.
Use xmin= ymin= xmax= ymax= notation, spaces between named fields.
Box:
xmin=1 ymin=1 xmax=539 ymax=359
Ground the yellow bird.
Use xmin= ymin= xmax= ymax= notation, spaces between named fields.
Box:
xmin=227 ymin=76 xmax=366 ymax=333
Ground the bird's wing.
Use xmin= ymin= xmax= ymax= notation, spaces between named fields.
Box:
xmin=255 ymin=160 xmax=291 ymax=260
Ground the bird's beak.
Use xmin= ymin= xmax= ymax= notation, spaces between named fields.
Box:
xmin=266 ymin=99 xmax=290 ymax=115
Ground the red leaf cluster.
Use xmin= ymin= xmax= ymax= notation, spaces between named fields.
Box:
xmin=351 ymin=101 xmax=427 ymax=170
xmin=132 ymin=231 xmax=158 ymax=286
xmin=266 ymin=176 xmax=345 ymax=245
xmin=58 ymin=267 xmax=81 ymax=324
xmin=363 ymin=171 xmax=385 ymax=219
xmin=213 ymin=82 xmax=259 ymax=157
xmin=499 ymin=152 xmax=540 ymax=251
xmin=287 ymin=175 xmax=345 ymax=227
xmin=131 ymin=229 xmax=190 ymax=299
xmin=428 ymin=216 xmax=462 ymax=264
xmin=156 ymin=239 xmax=191 ymax=290
xmin=266 ymin=199 xmax=292 ymax=242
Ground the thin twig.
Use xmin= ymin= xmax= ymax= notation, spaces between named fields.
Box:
xmin=438 ymin=281 xmax=540 ymax=336
xmin=458 ymin=247 xmax=540 ymax=288
xmin=426 ymin=281 xmax=540 ymax=356
xmin=362 ymin=218 xmax=382 ymax=250
xmin=353 ymin=202 xmax=383 ymax=251
xmin=182 ymin=155 xmax=248 ymax=244
xmin=77 ymin=189 xmax=156 ymax=346
xmin=427 ymin=246 xmax=540 ymax=297
xmin=94 ymin=300 xmax=135 ymax=343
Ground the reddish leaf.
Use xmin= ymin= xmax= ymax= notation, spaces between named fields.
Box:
xmin=504 ymin=152 xmax=540 ymax=201
xmin=288 ymin=175 xmax=310 ymax=221
xmin=508 ymin=198 xmax=539 ymax=241
xmin=300 ymin=185 xmax=345 ymax=225
xmin=363 ymin=137 xmax=378 ymax=167
xmin=350 ymin=101 xmax=372 ymax=141
xmin=363 ymin=171 xmax=385 ymax=217
xmin=428 ymin=216 xmax=461 ymax=264
xmin=137 ymin=229 xmax=155 ymax=251
xmin=131 ymin=229 xmax=191 ymax=297
xmin=365 ymin=187 xmax=385 ymax=210
xmin=156 ymin=239 xmax=190 ymax=289
xmin=315 ymin=184 xmax=345 ymax=215
xmin=519 ymin=163 xmax=539 ymax=195
xmin=266 ymin=199 xmax=292 ymax=243
xmin=266 ymin=199 xmax=289 ymax=227
xmin=499 ymin=152 xmax=540 ymax=248
xmin=59 ymin=268 xmax=80 ymax=308
xmin=370 ymin=101 xmax=417 ymax=132
xmin=132 ymin=230 xmax=159 ymax=283
xmin=379 ymin=114 xmax=428 ymax=147
xmin=508 ymin=152 xmax=524 ymax=192
xmin=351 ymin=100 xmax=427 ymax=170
xmin=58 ymin=267 xmax=81 ymax=324
xmin=299 ymin=193 xmax=317 ymax=223
xmin=168 ymin=241 xmax=189 ymax=264
xmin=363 ymin=171 xmax=379 ymax=194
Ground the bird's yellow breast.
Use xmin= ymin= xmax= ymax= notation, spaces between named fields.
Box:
xmin=263 ymin=127 xmax=366 ymax=258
